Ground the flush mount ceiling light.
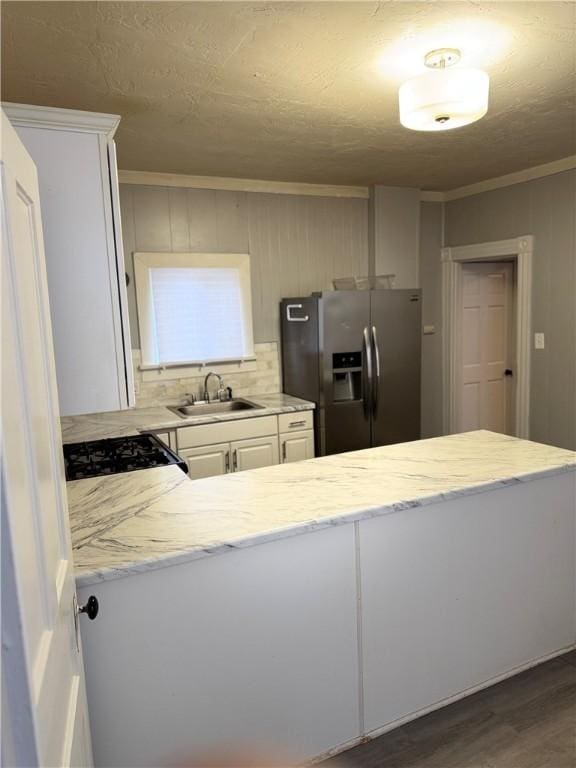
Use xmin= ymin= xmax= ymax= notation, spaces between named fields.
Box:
xmin=398 ymin=48 xmax=489 ymax=131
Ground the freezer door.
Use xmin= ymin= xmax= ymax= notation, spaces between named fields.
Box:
xmin=280 ymin=297 xmax=323 ymax=455
xmin=281 ymin=297 xmax=320 ymax=404
xmin=370 ymin=290 xmax=421 ymax=446
xmin=321 ymin=291 xmax=372 ymax=455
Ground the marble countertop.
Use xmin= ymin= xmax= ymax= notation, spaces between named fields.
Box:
xmin=67 ymin=430 xmax=576 ymax=588
xmin=60 ymin=393 xmax=315 ymax=444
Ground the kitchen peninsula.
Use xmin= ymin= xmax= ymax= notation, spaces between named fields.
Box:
xmin=69 ymin=431 xmax=576 ymax=768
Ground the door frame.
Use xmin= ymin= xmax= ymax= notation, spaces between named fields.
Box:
xmin=441 ymin=235 xmax=533 ymax=438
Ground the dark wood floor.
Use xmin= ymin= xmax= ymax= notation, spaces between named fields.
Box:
xmin=323 ymin=651 xmax=576 ymax=768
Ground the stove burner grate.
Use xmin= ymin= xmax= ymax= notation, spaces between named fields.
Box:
xmin=63 ymin=434 xmax=188 ymax=481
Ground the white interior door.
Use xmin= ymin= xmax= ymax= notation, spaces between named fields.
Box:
xmin=457 ymin=261 xmax=515 ymax=435
xmin=1 ymin=112 xmax=93 ymax=767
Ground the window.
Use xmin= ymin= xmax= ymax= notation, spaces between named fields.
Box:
xmin=134 ymin=252 xmax=255 ymax=367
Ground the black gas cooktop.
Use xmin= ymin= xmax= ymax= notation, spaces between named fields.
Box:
xmin=63 ymin=434 xmax=188 ymax=481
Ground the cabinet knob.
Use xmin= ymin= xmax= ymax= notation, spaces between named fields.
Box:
xmin=78 ymin=595 xmax=99 ymax=620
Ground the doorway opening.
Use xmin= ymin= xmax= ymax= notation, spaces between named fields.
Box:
xmin=441 ymin=236 xmax=533 ymax=439
xmin=458 ymin=261 xmax=516 ymax=435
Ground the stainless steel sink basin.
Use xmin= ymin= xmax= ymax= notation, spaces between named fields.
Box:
xmin=169 ymin=399 xmax=264 ymax=418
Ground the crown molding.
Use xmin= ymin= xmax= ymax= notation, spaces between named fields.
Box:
xmin=119 ymin=156 xmax=575 ymax=202
xmin=420 ymin=156 xmax=576 ymax=203
xmin=419 ymin=191 xmax=445 ymax=202
xmin=118 ymin=169 xmax=370 ymax=199
xmin=2 ymin=102 xmax=120 ymax=138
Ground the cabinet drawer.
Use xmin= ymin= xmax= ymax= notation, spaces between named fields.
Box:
xmin=177 ymin=415 xmax=278 ymax=450
xmin=278 ymin=411 xmax=313 ymax=433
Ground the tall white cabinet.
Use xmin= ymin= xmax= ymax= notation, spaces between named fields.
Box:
xmin=3 ymin=103 xmax=134 ymax=416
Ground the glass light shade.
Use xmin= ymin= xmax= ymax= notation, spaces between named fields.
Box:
xmin=399 ymin=68 xmax=489 ymax=131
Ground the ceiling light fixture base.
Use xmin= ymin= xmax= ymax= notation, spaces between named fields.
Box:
xmin=424 ymin=48 xmax=461 ymax=69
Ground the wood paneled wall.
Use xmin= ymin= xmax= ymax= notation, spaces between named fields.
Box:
xmin=418 ymin=201 xmax=444 ymax=439
xmin=370 ymin=185 xmax=420 ymax=288
xmin=119 ymin=185 xmax=368 ymax=346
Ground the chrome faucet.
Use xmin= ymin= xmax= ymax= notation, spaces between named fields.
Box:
xmin=203 ymin=371 xmax=224 ymax=402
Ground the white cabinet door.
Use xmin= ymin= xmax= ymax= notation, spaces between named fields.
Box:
xmin=280 ymin=429 xmax=315 ymax=463
xmin=4 ymin=104 xmax=133 ymax=416
xmin=231 ymin=435 xmax=279 ymax=472
xmin=180 ymin=443 xmax=230 ymax=480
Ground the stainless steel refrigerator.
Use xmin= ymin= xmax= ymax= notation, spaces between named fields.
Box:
xmin=281 ymin=290 xmax=422 ymax=455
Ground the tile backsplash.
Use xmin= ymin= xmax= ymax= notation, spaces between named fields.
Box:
xmin=132 ymin=342 xmax=282 ymax=408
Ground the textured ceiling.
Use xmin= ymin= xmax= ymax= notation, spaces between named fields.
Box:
xmin=2 ymin=1 xmax=575 ymax=190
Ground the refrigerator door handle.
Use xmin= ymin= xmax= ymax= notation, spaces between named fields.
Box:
xmin=371 ymin=325 xmax=380 ymax=416
xmin=362 ymin=326 xmax=373 ymax=418
xmin=286 ymin=303 xmax=309 ymax=322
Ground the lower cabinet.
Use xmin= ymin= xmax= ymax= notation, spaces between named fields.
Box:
xmin=180 ymin=436 xmax=280 ymax=480
xmin=180 ymin=443 xmax=230 ymax=480
xmin=280 ymin=429 xmax=315 ymax=463
xmin=174 ymin=413 xmax=313 ymax=479
xmin=232 ymin=435 xmax=279 ymax=472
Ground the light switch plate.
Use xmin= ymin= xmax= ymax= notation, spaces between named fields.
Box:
xmin=534 ymin=333 xmax=545 ymax=350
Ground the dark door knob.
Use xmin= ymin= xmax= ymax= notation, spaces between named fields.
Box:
xmin=504 ymin=369 xmax=513 ymax=377
xmin=78 ymin=595 xmax=99 ymax=620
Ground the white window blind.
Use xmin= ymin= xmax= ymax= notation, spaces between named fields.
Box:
xmin=150 ymin=267 xmax=249 ymax=363
xmin=134 ymin=253 xmax=255 ymax=367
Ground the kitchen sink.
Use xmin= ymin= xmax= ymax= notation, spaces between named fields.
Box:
xmin=168 ymin=399 xmax=264 ymax=418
